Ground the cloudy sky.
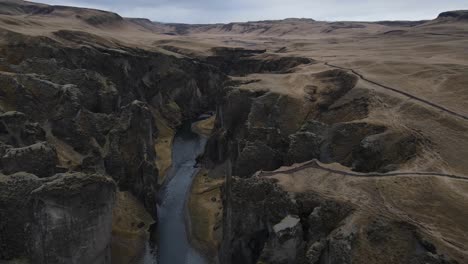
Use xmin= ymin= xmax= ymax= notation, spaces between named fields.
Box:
xmin=37 ymin=0 xmax=468 ymax=23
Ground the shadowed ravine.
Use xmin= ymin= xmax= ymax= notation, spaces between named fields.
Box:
xmin=146 ymin=121 xmax=208 ymax=264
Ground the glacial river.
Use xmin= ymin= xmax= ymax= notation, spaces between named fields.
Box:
xmin=143 ymin=120 xmax=208 ymax=264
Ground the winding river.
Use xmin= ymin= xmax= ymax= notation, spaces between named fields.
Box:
xmin=144 ymin=120 xmax=208 ymax=264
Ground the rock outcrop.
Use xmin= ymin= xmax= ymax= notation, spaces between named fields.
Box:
xmin=221 ymin=177 xmax=459 ymax=264
xmin=206 ymin=59 xmax=438 ymax=264
xmin=221 ymin=177 xmax=297 ymax=264
xmin=0 ymin=172 xmax=116 ymax=264
xmin=0 ymin=27 xmax=226 ymax=263
xmin=205 ymin=70 xmax=420 ymax=177
xmin=205 ymin=47 xmax=314 ymax=76
xmin=2 ymin=141 xmax=58 ymax=177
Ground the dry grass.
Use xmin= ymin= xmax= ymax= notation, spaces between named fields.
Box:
xmin=152 ymin=110 xmax=175 ymax=184
xmin=111 ymin=191 xmax=154 ymax=264
xmin=192 ymin=115 xmax=216 ymax=137
xmin=188 ymin=168 xmax=224 ymax=261
xmin=266 ymin=161 xmax=468 ymax=262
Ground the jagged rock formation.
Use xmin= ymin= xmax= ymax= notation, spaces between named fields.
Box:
xmin=205 ymin=47 xmax=314 ymax=76
xmin=0 ymin=172 xmax=116 ymax=263
xmin=201 ymin=45 xmax=466 ymax=264
xmin=221 ymin=176 xmax=460 ymax=264
xmin=0 ymin=23 xmax=226 ymax=263
xmin=205 ymin=68 xmax=420 ymax=177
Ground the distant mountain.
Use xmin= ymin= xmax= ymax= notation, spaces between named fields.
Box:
xmin=0 ymin=0 xmax=466 ymax=37
xmin=437 ymin=10 xmax=468 ymax=21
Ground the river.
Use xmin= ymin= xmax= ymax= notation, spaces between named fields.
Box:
xmin=143 ymin=120 xmax=208 ymax=264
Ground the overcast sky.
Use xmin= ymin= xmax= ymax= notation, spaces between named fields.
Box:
xmin=37 ymin=0 xmax=468 ymax=24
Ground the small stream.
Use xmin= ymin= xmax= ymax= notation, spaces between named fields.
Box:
xmin=143 ymin=120 xmax=208 ymax=264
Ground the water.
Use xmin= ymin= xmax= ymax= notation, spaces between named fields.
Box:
xmin=146 ymin=121 xmax=208 ymax=264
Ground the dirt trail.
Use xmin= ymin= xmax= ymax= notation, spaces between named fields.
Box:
xmin=258 ymin=159 xmax=468 ymax=181
xmin=323 ymin=62 xmax=468 ymax=121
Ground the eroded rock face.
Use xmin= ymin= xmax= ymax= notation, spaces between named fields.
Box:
xmin=2 ymin=142 xmax=58 ymax=177
xmin=0 ymin=111 xmax=45 ymax=146
xmin=0 ymin=172 xmax=116 ymax=264
xmin=220 ymin=178 xmax=356 ymax=264
xmin=205 ymin=47 xmax=314 ymax=76
xmin=221 ymin=181 xmax=458 ymax=264
xmin=0 ymin=172 xmax=42 ymax=260
xmin=259 ymin=215 xmax=304 ymax=264
xmin=104 ymin=101 xmax=159 ymax=215
xmin=286 ymin=121 xmax=328 ymax=165
xmin=0 ymin=29 xmax=226 ymax=206
xmin=207 ymin=79 xmax=422 ymax=176
xmin=0 ymin=30 xmax=226 ymax=263
xmin=222 ymin=177 xmax=297 ymax=264
xmin=207 ymin=87 xmax=419 ymax=178
xmin=30 ymin=173 xmax=116 ymax=264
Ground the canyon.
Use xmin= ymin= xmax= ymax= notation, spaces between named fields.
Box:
xmin=0 ymin=1 xmax=468 ymax=264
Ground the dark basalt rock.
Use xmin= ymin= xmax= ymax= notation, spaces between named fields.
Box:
xmin=104 ymin=100 xmax=159 ymax=215
xmin=205 ymin=47 xmax=313 ymax=76
xmin=352 ymin=131 xmax=420 ymax=172
xmin=0 ymin=111 xmax=46 ymax=147
xmin=0 ymin=172 xmax=42 ymax=260
xmin=286 ymin=120 xmax=329 ymax=165
xmin=0 ymin=172 xmax=116 ymax=263
xmin=1 ymin=142 xmax=58 ymax=177
xmin=0 ymin=29 xmax=227 ymax=263
xmin=221 ymin=183 xmax=357 ymax=264
xmin=30 ymin=173 xmax=116 ymax=264
xmin=224 ymin=187 xmax=458 ymax=264
xmin=234 ymin=140 xmax=283 ymax=177
xmin=321 ymin=122 xmax=387 ymax=165
xmin=223 ymin=177 xmax=297 ymax=264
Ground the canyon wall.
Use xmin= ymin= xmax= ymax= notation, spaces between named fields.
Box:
xmin=0 ymin=29 xmax=226 ymax=263
xmin=199 ymin=49 xmax=460 ymax=264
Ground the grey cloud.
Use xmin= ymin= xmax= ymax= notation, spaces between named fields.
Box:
xmin=38 ymin=0 xmax=468 ymax=23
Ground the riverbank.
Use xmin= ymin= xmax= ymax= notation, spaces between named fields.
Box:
xmin=188 ymin=168 xmax=224 ymax=262
xmin=155 ymin=120 xmax=209 ymax=264
xmin=187 ymin=117 xmax=224 ymax=263
xmin=112 ymin=191 xmax=154 ymax=264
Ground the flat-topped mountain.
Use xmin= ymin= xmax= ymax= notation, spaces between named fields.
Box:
xmin=437 ymin=10 xmax=468 ymax=20
xmin=1 ymin=0 xmax=467 ymax=38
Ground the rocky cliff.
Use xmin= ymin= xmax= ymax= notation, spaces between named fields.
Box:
xmin=0 ymin=27 xmax=226 ymax=263
xmin=0 ymin=172 xmax=116 ymax=263
xmin=200 ymin=49 xmax=465 ymax=264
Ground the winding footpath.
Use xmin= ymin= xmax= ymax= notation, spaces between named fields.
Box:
xmin=258 ymin=160 xmax=468 ymax=181
xmin=323 ymin=62 xmax=468 ymax=121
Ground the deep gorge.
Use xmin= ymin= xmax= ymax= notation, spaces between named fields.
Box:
xmin=0 ymin=27 xmax=462 ymax=264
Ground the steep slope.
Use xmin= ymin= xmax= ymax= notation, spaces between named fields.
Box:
xmin=0 ymin=20 xmax=226 ymax=264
